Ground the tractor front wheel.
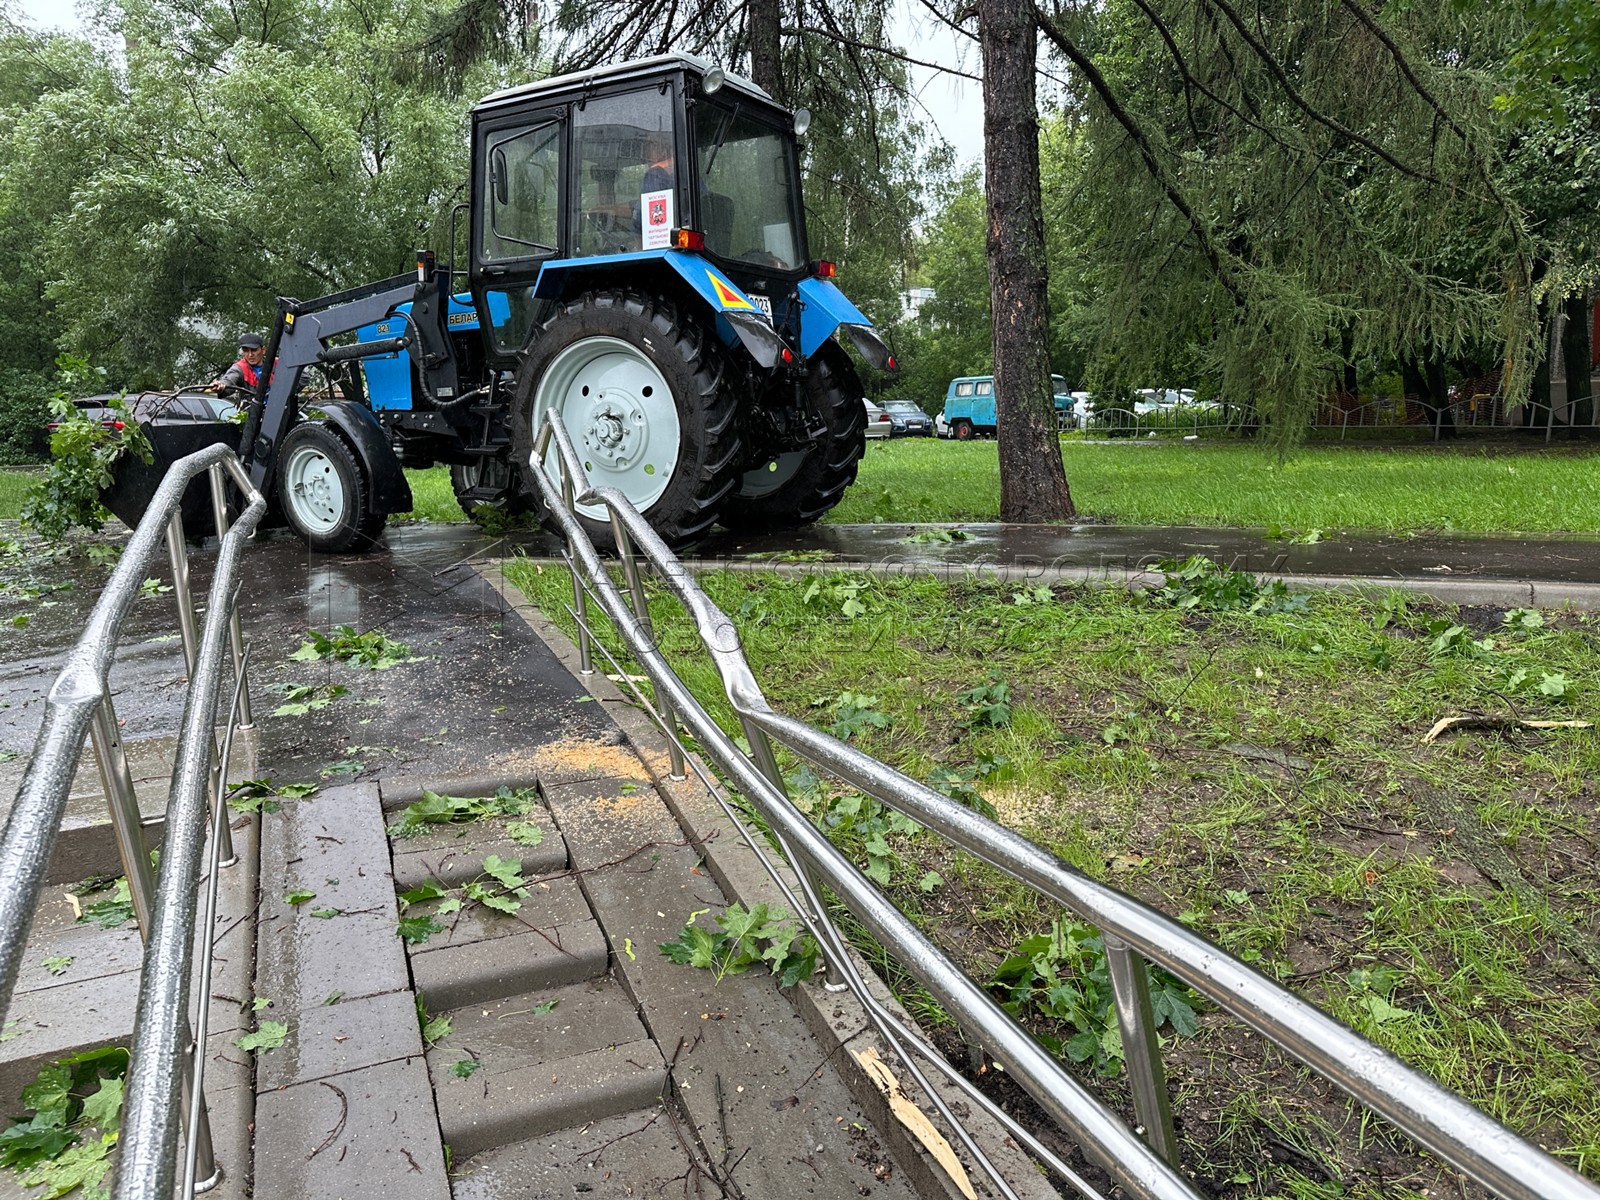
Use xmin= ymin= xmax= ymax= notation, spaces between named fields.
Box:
xmin=277 ymin=423 xmax=384 ymax=553
xmin=720 ymin=345 xmax=866 ymax=532
xmin=511 ymin=291 xmax=741 ymax=551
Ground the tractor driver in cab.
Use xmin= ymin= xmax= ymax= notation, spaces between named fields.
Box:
xmin=633 ymin=130 xmax=675 ymax=250
xmin=210 ymin=332 xmax=267 ymax=398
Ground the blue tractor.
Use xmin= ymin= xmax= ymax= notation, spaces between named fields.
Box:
xmin=110 ymin=53 xmax=892 ymax=552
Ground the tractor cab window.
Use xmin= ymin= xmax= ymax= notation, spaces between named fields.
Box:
xmin=571 ymin=90 xmax=677 ymax=257
xmin=481 ymin=121 xmax=560 ymax=260
xmin=692 ymin=101 xmax=802 ymax=270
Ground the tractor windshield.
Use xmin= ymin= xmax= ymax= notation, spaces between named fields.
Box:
xmin=571 ymin=90 xmax=678 ymax=257
xmin=692 ymin=101 xmax=803 ymax=271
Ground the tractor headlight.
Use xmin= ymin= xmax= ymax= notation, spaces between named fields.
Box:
xmin=793 ymin=107 xmax=811 ymax=136
xmin=702 ymin=67 xmax=726 ymax=94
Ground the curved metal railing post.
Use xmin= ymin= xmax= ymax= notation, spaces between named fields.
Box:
xmin=1103 ymin=935 xmax=1178 ymax=1166
xmin=210 ymin=462 xmax=253 ymax=731
xmin=87 ymin=695 xmax=158 ymax=934
xmin=608 ymin=511 xmax=686 ymax=779
xmin=166 ymin=509 xmax=200 ymax=678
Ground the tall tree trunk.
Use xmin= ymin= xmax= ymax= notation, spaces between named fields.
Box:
xmin=980 ymin=0 xmax=1074 ymax=521
xmin=1427 ymin=356 xmax=1455 ymax=438
xmin=1529 ymin=294 xmax=1552 ymax=432
xmin=1340 ymin=325 xmax=1358 ymax=398
xmin=747 ymin=0 xmax=784 ymax=104
xmin=1562 ymin=292 xmax=1594 ymax=439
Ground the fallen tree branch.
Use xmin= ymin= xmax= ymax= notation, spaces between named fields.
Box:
xmin=1422 ymin=716 xmax=1591 ymax=744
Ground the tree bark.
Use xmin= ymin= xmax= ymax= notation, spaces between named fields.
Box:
xmin=1530 ymin=316 xmax=1552 ymax=432
xmin=1562 ymin=292 xmax=1594 ymax=438
xmin=981 ymin=0 xmax=1075 ymax=521
xmin=747 ymin=0 xmax=785 ymax=104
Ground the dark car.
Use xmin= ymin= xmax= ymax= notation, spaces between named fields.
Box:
xmin=46 ymin=391 xmax=239 ymax=437
xmin=881 ymin=400 xmax=934 ymax=437
xmin=127 ymin=391 xmax=241 ymax=422
xmin=44 ymin=397 xmax=126 ymax=436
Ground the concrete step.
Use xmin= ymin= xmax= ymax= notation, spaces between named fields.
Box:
xmin=252 ymin=783 xmax=449 ymax=1200
xmin=0 ymin=726 xmax=256 ymax=887
xmin=406 ymin=875 xmax=610 ymax=1011
xmin=389 ymin=808 xmax=569 ymax=892
xmin=446 ymin=1105 xmax=686 ymax=1200
xmin=0 ymin=811 xmax=260 ymax=1200
xmin=424 ymin=981 xmax=665 ymax=1160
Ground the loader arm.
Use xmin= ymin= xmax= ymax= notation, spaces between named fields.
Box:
xmin=239 ymin=256 xmax=461 ymax=497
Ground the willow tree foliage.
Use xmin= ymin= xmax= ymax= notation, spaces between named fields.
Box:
xmin=1034 ymin=0 xmax=1541 ymax=445
xmin=0 ymin=0 xmax=528 ymax=386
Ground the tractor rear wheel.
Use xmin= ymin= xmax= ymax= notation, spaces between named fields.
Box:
xmin=511 ymin=291 xmax=741 ymax=550
xmin=277 ymin=423 xmax=384 ymax=553
xmin=450 ymin=457 xmax=529 ymax=520
xmin=719 ymin=346 xmax=866 ymax=532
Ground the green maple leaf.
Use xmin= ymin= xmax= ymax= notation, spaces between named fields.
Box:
xmin=397 ymin=915 xmax=443 ymax=945
xmin=481 ymin=855 xmax=525 ymax=889
xmin=80 ymin=1077 xmax=123 ymax=1131
xmin=397 ymin=880 xmax=449 ymax=909
xmin=506 ymin=821 xmax=544 ymax=846
xmin=235 ymin=1021 xmax=289 ymax=1053
xmin=21 ymin=1131 xmax=116 ymax=1197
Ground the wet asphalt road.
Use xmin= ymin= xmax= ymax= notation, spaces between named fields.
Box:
xmin=0 ymin=523 xmax=611 ymax=787
xmin=4 ymin=517 xmax=1598 ymax=774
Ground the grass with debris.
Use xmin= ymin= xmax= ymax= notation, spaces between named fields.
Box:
xmin=506 ymin=557 xmax=1600 ymax=1196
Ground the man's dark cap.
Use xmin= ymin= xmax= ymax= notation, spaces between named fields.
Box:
xmin=238 ymin=333 xmax=264 ymax=349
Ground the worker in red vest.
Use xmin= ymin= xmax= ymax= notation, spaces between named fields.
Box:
xmin=209 ymin=332 xmax=267 ymax=398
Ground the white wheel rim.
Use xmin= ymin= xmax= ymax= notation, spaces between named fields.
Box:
xmin=284 ymin=444 xmax=346 ymax=534
xmin=738 ymin=452 xmax=806 ymax=499
xmin=534 ymin=337 xmax=679 ymax=519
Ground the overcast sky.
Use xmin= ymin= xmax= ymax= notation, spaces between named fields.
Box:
xmin=9 ymin=0 xmax=987 ymax=165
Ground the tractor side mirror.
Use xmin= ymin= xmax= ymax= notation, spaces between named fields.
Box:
xmin=491 ymin=145 xmax=509 ymax=206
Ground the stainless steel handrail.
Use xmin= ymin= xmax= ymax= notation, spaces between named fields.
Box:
xmin=524 ymin=411 xmax=1600 ymax=1200
xmin=0 ymin=442 xmax=265 ymax=1197
xmin=116 ymin=463 xmax=265 ymax=1197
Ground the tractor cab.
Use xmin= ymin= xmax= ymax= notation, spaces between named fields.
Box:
xmin=467 ymin=53 xmax=814 ymax=361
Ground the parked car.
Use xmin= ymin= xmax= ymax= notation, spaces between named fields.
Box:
xmin=44 ymin=397 xmax=125 ymax=437
xmin=45 ymin=391 xmax=240 ymax=440
xmin=943 ymin=374 xmax=1077 ymax=438
xmin=935 ymin=412 xmax=950 ymax=438
xmin=1134 ymin=388 xmax=1187 ymax=414
xmin=863 ymin=400 xmax=893 ymax=439
xmin=126 ymin=391 xmax=241 ymax=423
xmin=881 ymin=400 xmax=934 ymax=437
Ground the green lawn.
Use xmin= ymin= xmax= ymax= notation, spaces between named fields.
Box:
xmin=507 ymin=559 xmax=1600 ymax=1197
xmin=834 ymin=439 xmax=1600 ymax=533
xmin=0 ymin=468 xmax=41 ymax=521
xmin=9 ymin=438 xmax=1599 ymax=535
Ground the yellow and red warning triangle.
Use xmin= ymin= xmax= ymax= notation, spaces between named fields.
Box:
xmin=707 ymin=272 xmax=757 ymax=311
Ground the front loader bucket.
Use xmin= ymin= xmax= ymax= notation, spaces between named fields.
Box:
xmin=103 ymin=419 xmax=243 ymax=537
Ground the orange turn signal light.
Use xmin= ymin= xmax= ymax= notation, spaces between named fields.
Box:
xmin=671 ymin=228 xmax=706 ymax=251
